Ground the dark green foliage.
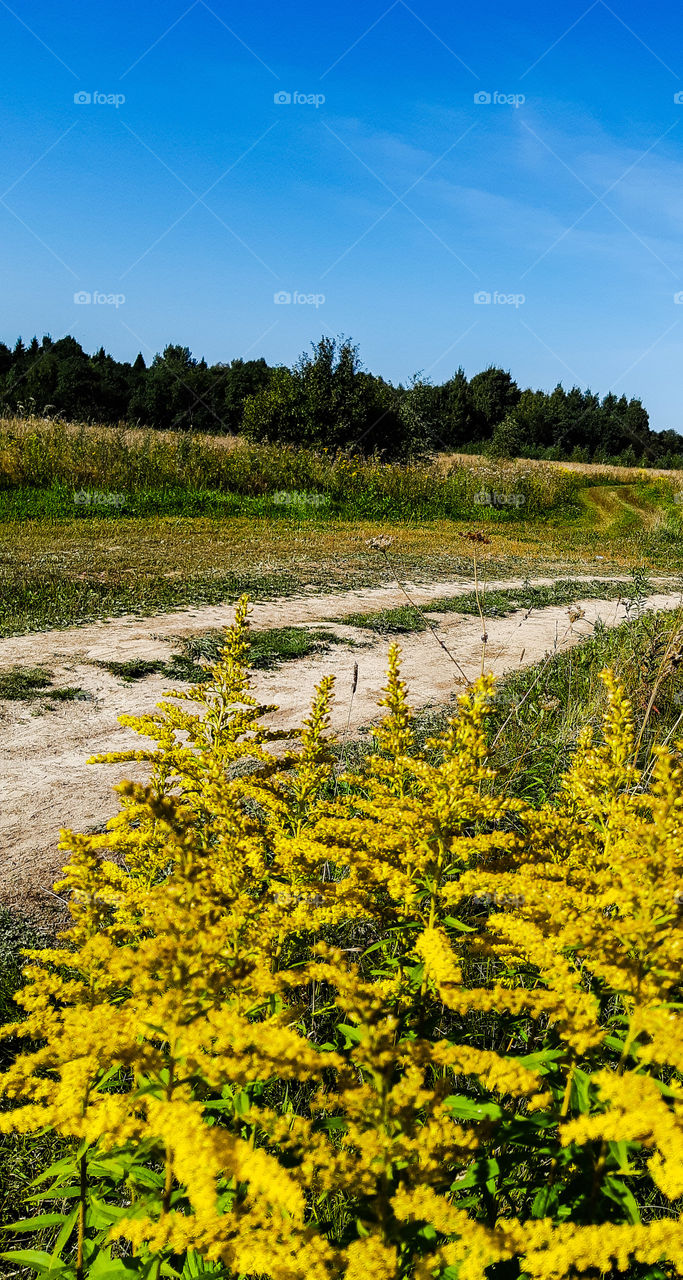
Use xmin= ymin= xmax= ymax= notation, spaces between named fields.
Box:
xmin=0 ymin=909 xmax=66 ymax=1241
xmin=0 ymin=666 xmax=88 ymax=702
xmin=2 ymin=332 xmax=683 ymax=463
xmin=0 ymin=667 xmax=52 ymax=699
xmin=469 ymin=366 xmax=521 ymax=435
xmin=341 ymin=604 xmax=429 ymax=634
xmin=242 ymin=336 xmax=424 ymax=459
xmin=95 ymin=658 xmax=169 ymax=682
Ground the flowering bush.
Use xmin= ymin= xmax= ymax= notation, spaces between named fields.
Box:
xmin=1 ymin=597 xmax=682 ymax=1279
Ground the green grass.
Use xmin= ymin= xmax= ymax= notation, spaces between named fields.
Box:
xmin=0 ymin=559 xmax=305 ymax=638
xmin=1 ymin=422 xmax=682 ymax=640
xmin=338 ymin=574 xmax=659 ymax=635
xmin=95 ymin=626 xmax=354 ymax=685
xmin=0 ymin=422 xmax=589 ymax=522
xmin=177 ymin=625 xmax=353 ymax=674
xmin=0 ymin=666 xmax=89 ymax=702
xmin=95 ymin=657 xmax=170 ymax=682
xmin=341 ymin=604 xmax=431 ymax=634
xmin=0 ymin=666 xmax=53 ymax=699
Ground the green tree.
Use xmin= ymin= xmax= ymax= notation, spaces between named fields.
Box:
xmin=243 ymin=336 xmax=426 ymax=459
xmin=469 ymin=366 xmax=520 ymax=436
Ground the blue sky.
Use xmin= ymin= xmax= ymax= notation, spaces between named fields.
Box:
xmin=2 ymin=0 xmax=683 ymax=427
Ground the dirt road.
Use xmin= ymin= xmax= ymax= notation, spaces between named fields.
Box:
xmin=1 ymin=576 xmax=680 ymax=922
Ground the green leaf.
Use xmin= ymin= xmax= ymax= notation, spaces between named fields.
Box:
xmin=0 ymin=1250 xmax=67 ymax=1274
xmin=517 ymin=1049 xmax=564 ymax=1072
xmin=86 ymin=1196 xmax=132 ymax=1230
xmin=602 ymin=1177 xmax=641 ymax=1224
xmin=444 ymin=915 xmax=476 ymax=933
xmin=337 ymin=1023 xmax=364 ymax=1046
xmin=444 ymin=1095 xmax=502 ymax=1122
xmin=531 ymin=1183 xmax=560 ymax=1218
xmin=51 ymin=1208 xmax=79 ymax=1262
xmin=569 ymin=1067 xmax=592 ymax=1113
xmin=32 ymin=1156 xmax=80 ymax=1187
xmin=87 ymin=1158 xmax=128 ymax=1181
xmin=6 ymin=1215 xmax=68 ymax=1232
xmin=180 ymin=1252 xmax=232 ymax=1277
xmin=450 ymin=1158 xmax=500 ymax=1191
xmin=229 ymin=1090 xmax=250 ymax=1117
xmin=87 ymin=1248 xmax=146 ymax=1277
xmin=27 ymin=1188 xmax=82 ymax=1204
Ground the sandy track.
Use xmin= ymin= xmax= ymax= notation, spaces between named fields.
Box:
xmin=1 ymin=578 xmax=681 ymax=923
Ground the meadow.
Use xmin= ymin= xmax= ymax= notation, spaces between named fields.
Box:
xmin=1 ymin=418 xmax=683 ymax=1279
xmin=1 ymin=417 xmax=682 ymax=636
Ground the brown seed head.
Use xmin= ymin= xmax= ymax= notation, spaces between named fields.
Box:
xmin=460 ymin=530 xmax=491 ymax=545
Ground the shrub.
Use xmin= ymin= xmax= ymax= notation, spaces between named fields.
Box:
xmin=1 ymin=599 xmax=682 ymax=1279
xmin=242 ymin=337 xmax=425 ymax=460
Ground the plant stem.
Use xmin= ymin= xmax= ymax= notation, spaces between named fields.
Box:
xmin=382 ymin=548 xmax=471 ymax=685
xmin=76 ymin=1153 xmax=87 ymax=1280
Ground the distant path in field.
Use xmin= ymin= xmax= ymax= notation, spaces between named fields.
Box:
xmin=578 ymin=485 xmax=661 ymax=530
xmin=1 ymin=573 xmax=682 ymax=925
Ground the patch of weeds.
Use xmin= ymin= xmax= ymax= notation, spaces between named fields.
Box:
xmin=0 ymin=666 xmax=52 ymax=699
xmin=96 ymin=657 xmax=169 ymax=682
xmin=248 ymin=626 xmax=349 ymax=669
xmin=340 ymin=577 xmax=659 ymax=637
xmin=179 ymin=625 xmax=350 ymax=673
xmin=430 ymin=577 xmax=634 ymax=618
xmin=341 ymin=605 xmax=429 ymax=634
xmin=0 ymin=666 xmax=89 ymax=704
xmin=48 ymin=686 xmax=90 ymax=701
xmin=98 ymin=627 xmax=352 ymax=686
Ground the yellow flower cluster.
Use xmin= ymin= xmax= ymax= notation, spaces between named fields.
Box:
xmin=1 ymin=598 xmax=682 ymax=1279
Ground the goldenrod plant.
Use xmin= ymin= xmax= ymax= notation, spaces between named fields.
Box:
xmin=1 ymin=598 xmax=682 ymax=1279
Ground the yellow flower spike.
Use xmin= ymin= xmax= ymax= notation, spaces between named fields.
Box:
xmin=2 ymin=622 xmax=683 ymax=1280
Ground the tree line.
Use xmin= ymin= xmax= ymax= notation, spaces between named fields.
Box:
xmin=2 ymin=332 xmax=682 ymax=465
